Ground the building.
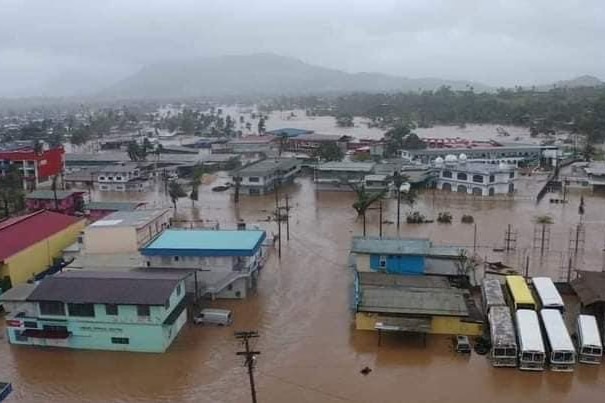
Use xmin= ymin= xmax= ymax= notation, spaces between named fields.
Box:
xmin=266 ymin=128 xmax=314 ymax=137
xmin=95 ymin=164 xmax=150 ymax=192
xmin=353 ymin=272 xmax=483 ymax=336
xmin=84 ymin=201 xmax=147 ymax=222
xmin=0 ymin=144 xmax=65 ymax=189
xmin=583 ymin=163 xmax=605 ymax=192
xmin=315 ymin=161 xmax=376 ymax=191
xmin=226 ymin=136 xmax=277 ymax=155
xmin=232 ymin=158 xmax=301 ymax=195
xmin=285 ymin=133 xmax=350 ymax=155
xmin=25 ymin=190 xmax=85 ymax=215
xmin=0 ymin=283 xmax=38 ymax=315
xmin=141 ymin=229 xmax=266 ymax=299
xmin=0 ymin=211 xmax=86 ymax=288
xmin=83 ymin=209 xmax=171 ymax=255
xmin=401 ymin=143 xmax=561 ymax=167
xmin=435 ymin=156 xmax=516 ymax=196
xmin=350 ymin=237 xmax=464 ymax=276
xmin=3 ymin=270 xmax=188 ymax=353
xmin=571 ymin=271 xmax=605 ymax=337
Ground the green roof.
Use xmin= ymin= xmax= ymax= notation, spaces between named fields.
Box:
xmin=85 ymin=201 xmax=145 ymax=211
xmin=25 ymin=190 xmax=81 ymax=200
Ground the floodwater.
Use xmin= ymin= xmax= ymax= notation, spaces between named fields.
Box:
xmin=2 ymin=175 xmax=605 ymax=402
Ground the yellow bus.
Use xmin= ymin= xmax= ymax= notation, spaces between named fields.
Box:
xmin=505 ymin=275 xmax=536 ymax=310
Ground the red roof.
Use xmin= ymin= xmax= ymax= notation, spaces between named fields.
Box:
xmin=0 ymin=210 xmax=83 ymax=261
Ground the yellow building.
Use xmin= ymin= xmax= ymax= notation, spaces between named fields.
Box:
xmin=0 ymin=210 xmax=86 ymax=287
xmin=354 ymin=272 xmax=483 ymax=337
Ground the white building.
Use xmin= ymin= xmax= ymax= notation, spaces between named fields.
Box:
xmin=232 ymin=158 xmax=301 ymax=195
xmin=95 ymin=164 xmax=149 ymax=192
xmin=435 ymin=154 xmax=516 ymax=196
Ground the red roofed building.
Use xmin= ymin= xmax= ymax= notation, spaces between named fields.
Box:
xmin=0 ymin=210 xmax=86 ymax=289
xmin=0 ymin=145 xmax=65 ymax=190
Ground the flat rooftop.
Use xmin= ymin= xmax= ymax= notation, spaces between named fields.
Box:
xmin=89 ymin=209 xmax=169 ymax=229
xmin=85 ymin=201 xmax=146 ymax=211
xmin=351 ymin=236 xmax=462 ymax=258
xmin=318 ymin=161 xmax=375 ymax=172
xmin=25 ymin=190 xmax=83 ymax=200
xmin=142 ymin=229 xmax=266 ymax=257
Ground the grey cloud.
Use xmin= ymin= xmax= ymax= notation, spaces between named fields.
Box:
xmin=0 ymin=0 xmax=603 ymax=96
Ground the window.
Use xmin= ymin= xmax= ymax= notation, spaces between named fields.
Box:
xmin=14 ymin=330 xmax=28 ymax=342
xmin=249 ymin=177 xmax=260 ymax=182
xmin=43 ymin=325 xmax=68 ymax=332
xmin=489 ymin=175 xmax=495 ymax=182
xmin=107 ymin=176 xmax=114 ymax=181
xmin=99 ymin=176 xmax=106 ymax=180
xmin=176 ymin=283 xmax=182 ymax=296
xmin=116 ymin=176 xmax=122 ymax=181
xmin=105 ymin=304 xmax=118 ymax=316
xmin=111 ymin=337 xmax=130 ymax=345
xmin=521 ymin=352 xmax=532 ymax=361
xmin=39 ymin=301 xmax=65 ymax=316
xmin=505 ymin=348 xmax=516 ymax=357
xmin=472 ymin=174 xmax=484 ymax=183
xmin=509 ymin=172 xmax=515 ymax=178
xmin=137 ymin=305 xmax=150 ymax=317
xmin=379 ymin=255 xmax=387 ymax=268
xmin=68 ymin=303 xmax=95 ymax=317
xmin=227 ymin=284 xmax=233 ymax=291
xmin=494 ymin=348 xmax=505 ymax=357
xmin=174 ymin=256 xmax=180 ymax=262
xmin=24 ymin=321 xmax=38 ymax=329
xmin=457 ymin=173 xmax=467 ymax=181
xmin=442 ymin=170 xmax=452 ymax=178
xmin=553 ymin=352 xmax=564 ymax=362
xmin=164 ymin=300 xmax=170 ymax=309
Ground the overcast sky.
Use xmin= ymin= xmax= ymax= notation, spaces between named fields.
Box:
xmin=1 ymin=0 xmax=604 ymax=96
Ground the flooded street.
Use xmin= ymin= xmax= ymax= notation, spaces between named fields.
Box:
xmin=2 ymin=176 xmax=605 ymax=402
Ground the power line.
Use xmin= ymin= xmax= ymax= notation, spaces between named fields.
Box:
xmin=235 ymin=331 xmax=261 ymax=403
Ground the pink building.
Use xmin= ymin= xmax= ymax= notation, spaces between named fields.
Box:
xmin=25 ymin=190 xmax=85 ymax=215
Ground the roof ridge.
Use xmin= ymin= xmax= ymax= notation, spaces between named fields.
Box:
xmin=0 ymin=209 xmax=47 ymax=231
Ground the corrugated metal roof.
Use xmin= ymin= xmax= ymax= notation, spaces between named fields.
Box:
xmin=27 ymin=270 xmax=188 ymax=305
xmin=351 ymin=236 xmax=462 ymax=258
xmin=358 ymin=272 xmax=449 ymax=288
xmin=0 ymin=211 xmax=83 ymax=261
xmin=571 ymin=271 xmax=605 ymax=306
xmin=89 ymin=209 xmax=168 ymax=229
xmin=318 ymin=161 xmax=375 ymax=172
xmin=85 ymin=201 xmax=145 ymax=211
xmin=25 ymin=190 xmax=82 ymax=200
xmin=234 ymin=158 xmax=299 ymax=176
xmin=142 ymin=229 xmax=266 ymax=256
xmin=0 ymin=284 xmax=37 ymax=302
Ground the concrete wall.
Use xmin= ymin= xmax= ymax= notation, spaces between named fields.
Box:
xmin=4 ymin=219 xmax=86 ymax=285
xmin=84 ymin=226 xmax=137 ymax=254
xmin=355 ymin=254 xmax=371 ymax=272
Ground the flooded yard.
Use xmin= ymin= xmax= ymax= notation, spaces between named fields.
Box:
xmin=1 ymin=176 xmax=605 ymax=402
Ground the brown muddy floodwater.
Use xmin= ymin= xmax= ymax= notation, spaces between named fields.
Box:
xmin=2 ymin=176 xmax=605 ymax=403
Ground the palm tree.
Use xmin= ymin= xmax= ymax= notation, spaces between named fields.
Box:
xmin=189 ymin=166 xmax=204 ymax=207
xmin=351 ymin=184 xmax=388 ymax=236
xmin=168 ymin=181 xmax=186 ymax=212
xmin=534 ymin=214 xmax=554 ymax=256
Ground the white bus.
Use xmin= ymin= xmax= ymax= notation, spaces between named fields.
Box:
xmin=482 ymin=278 xmax=506 ymax=315
xmin=532 ymin=277 xmax=564 ymax=312
xmin=488 ymin=306 xmax=518 ymax=367
xmin=515 ymin=309 xmax=546 ymax=371
xmin=540 ymin=309 xmax=576 ymax=372
xmin=576 ymin=314 xmax=603 ymax=364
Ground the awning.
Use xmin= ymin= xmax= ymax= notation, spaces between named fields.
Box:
xmin=22 ymin=329 xmax=71 ymax=339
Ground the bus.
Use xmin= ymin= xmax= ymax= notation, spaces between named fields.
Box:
xmin=488 ymin=306 xmax=518 ymax=367
xmin=576 ymin=314 xmax=603 ymax=364
xmin=506 ymin=276 xmax=536 ymax=310
xmin=540 ymin=309 xmax=576 ymax=372
xmin=532 ymin=277 xmax=564 ymax=312
xmin=515 ymin=309 xmax=546 ymax=371
xmin=482 ymin=278 xmax=506 ymax=315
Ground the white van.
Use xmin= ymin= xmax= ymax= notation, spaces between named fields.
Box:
xmin=193 ymin=309 xmax=233 ymax=326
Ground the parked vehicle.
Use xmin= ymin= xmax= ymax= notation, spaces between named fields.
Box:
xmin=532 ymin=277 xmax=565 ymax=312
xmin=576 ymin=314 xmax=603 ymax=364
xmin=515 ymin=309 xmax=546 ymax=371
xmin=540 ymin=309 xmax=576 ymax=372
xmin=0 ymin=382 xmax=12 ymax=402
xmin=488 ymin=306 xmax=518 ymax=367
xmin=455 ymin=335 xmax=472 ymax=353
xmin=193 ymin=309 xmax=233 ymax=326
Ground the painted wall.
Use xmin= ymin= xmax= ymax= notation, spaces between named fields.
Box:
xmin=431 ymin=316 xmax=483 ymax=336
xmin=5 ymin=219 xmax=86 ymax=285
xmin=355 ymin=254 xmax=371 ymax=272
xmin=84 ymin=226 xmax=136 ymax=254
xmin=369 ymin=254 xmax=425 ymax=275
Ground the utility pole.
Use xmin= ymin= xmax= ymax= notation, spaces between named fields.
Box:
xmin=274 ymin=179 xmax=281 ymax=259
xmin=473 ymin=223 xmax=477 ymax=255
xmin=235 ymin=331 xmax=260 ymax=403
xmin=379 ymin=201 xmax=383 ymax=238
xmin=396 ymin=189 xmax=401 ymax=231
xmin=285 ymin=194 xmax=290 ymax=241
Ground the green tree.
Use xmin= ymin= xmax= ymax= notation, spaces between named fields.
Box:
xmin=314 ymin=142 xmax=344 ymax=162
xmin=127 ymin=141 xmax=141 ymax=162
xmin=393 ymin=172 xmax=416 ymax=229
xmin=401 ymin=133 xmax=426 ymax=150
xmin=383 ymin=125 xmax=411 ymax=157
xmin=168 ymin=181 xmax=187 ymax=211
xmin=351 ymin=184 xmax=388 ymax=236
xmin=189 ymin=166 xmax=204 ymax=207
xmin=258 ymin=116 xmax=266 ymax=134
xmin=0 ymin=165 xmax=24 ymax=217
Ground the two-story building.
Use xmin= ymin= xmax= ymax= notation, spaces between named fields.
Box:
xmin=95 ymin=164 xmax=149 ymax=192
xmin=0 ymin=211 xmax=86 ymax=288
xmin=435 ymin=156 xmax=516 ymax=196
xmin=141 ymin=229 xmax=266 ymax=299
xmin=226 ymin=136 xmax=277 ymax=156
xmin=232 ymin=158 xmax=301 ymax=196
xmin=83 ymin=209 xmax=171 ymax=254
xmin=25 ymin=190 xmax=86 ymax=215
xmin=0 ymin=143 xmax=65 ymax=190
xmin=315 ymin=161 xmax=376 ymax=191
xmin=3 ymin=270 xmax=189 ymax=353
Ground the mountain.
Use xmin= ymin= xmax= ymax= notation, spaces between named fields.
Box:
xmin=102 ymin=53 xmax=491 ymax=98
xmin=537 ymin=75 xmax=603 ymax=91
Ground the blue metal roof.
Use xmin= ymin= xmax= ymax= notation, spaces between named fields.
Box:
xmin=141 ymin=229 xmax=266 ymax=257
xmin=266 ymin=128 xmax=314 ymax=137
